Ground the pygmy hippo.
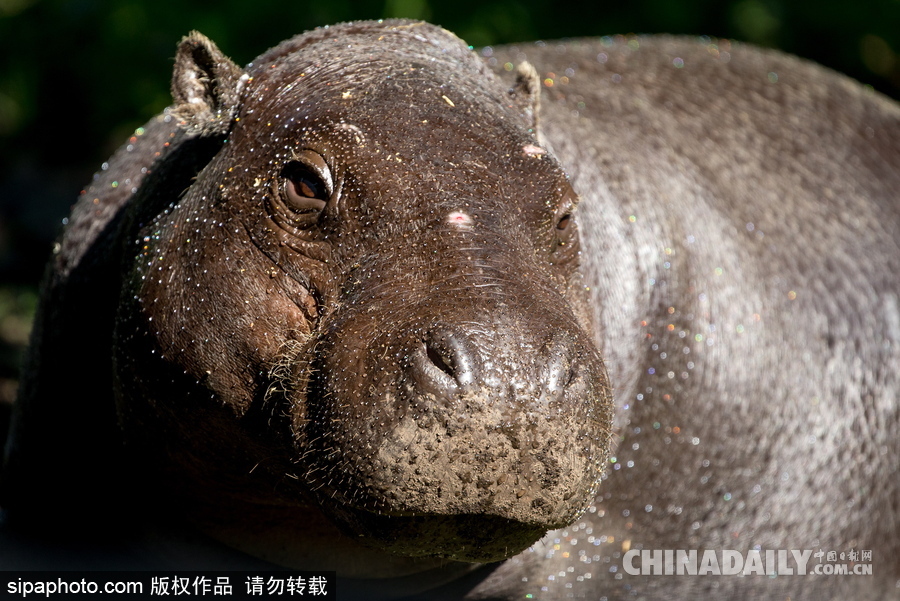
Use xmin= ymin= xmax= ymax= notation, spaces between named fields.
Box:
xmin=2 ymin=19 xmax=898 ymax=601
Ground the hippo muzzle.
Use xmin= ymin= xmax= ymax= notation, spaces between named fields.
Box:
xmin=296 ymin=260 xmax=610 ymax=561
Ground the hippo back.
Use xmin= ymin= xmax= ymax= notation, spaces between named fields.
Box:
xmin=465 ymin=35 xmax=900 ymax=600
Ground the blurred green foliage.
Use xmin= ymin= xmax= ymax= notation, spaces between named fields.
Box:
xmin=0 ymin=284 xmax=35 ymax=405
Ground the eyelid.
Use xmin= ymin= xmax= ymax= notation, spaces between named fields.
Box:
xmin=555 ymin=187 xmax=578 ymax=222
xmin=289 ymin=150 xmax=334 ymax=197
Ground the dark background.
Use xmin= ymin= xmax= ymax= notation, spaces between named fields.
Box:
xmin=0 ymin=0 xmax=898 ymax=404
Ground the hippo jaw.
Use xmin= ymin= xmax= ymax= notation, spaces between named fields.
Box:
xmin=311 ymin=404 xmax=606 ymax=563
xmin=285 ymin=292 xmax=611 ymax=562
xmin=289 ymin=358 xmax=610 ymax=564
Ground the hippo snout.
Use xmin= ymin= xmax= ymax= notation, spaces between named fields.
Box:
xmin=296 ymin=307 xmax=611 ymax=561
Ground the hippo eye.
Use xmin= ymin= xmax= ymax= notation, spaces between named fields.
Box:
xmin=280 ymin=152 xmax=333 ymax=214
xmin=556 ymin=213 xmax=572 ymax=232
xmin=282 ymin=164 xmax=329 ymax=212
xmin=550 ymin=187 xmax=580 ymax=261
xmin=555 ymin=212 xmax=575 ymax=249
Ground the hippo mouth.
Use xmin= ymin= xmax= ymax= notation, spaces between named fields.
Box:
xmin=294 ymin=365 xmax=608 ymax=561
xmin=321 ymin=502 xmax=553 ymax=563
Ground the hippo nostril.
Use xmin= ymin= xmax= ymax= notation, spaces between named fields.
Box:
xmin=541 ymin=336 xmax=579 ymax=403
xmin=426 ymin=344 xmax=455 ymax=379
xmin=410 ymin=328 xmax=481 ymax=399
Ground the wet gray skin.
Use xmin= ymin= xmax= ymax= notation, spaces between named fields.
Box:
xmin=2 ymin=19 xmax=899 ymax=601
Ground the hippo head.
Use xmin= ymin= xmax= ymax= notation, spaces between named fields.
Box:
xmin=113 ymin=20 xmax=612 ymax=566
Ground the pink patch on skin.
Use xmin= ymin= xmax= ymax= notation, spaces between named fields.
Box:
xmin=522 ymin=144 xmax=546 ymax=156
xmin=446 ymin=211 xmax=473 ymax=228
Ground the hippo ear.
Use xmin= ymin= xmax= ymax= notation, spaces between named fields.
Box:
xmin=171 ymin=31 xmax=245 ymax=136
xmin=509 ymin=61 xmax=542 ymax=138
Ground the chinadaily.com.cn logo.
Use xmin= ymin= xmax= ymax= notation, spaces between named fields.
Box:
xmin=622 ymin=548 xmax=873 ymax=576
